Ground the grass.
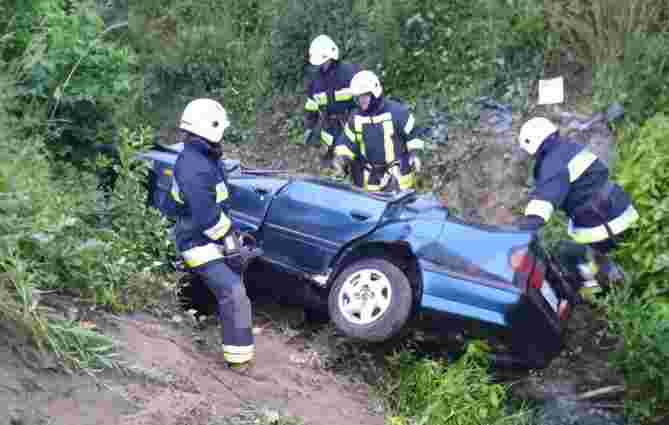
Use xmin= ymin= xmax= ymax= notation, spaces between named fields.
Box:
xmin=0 ymin=253 xmax=118 ymax=373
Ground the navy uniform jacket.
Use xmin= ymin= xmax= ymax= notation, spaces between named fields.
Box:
xmin=304 ymin=61 xmax=361 ymax=146
xmin=170 ymin=137 xmax=235 ymax=268
xmin=522 ymin=133 xmax=638 ymax=244
xmin=333 ymin=98 xmax=425 ymax=190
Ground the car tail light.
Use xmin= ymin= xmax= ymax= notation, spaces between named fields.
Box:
xmin=510 ymin=247 xmax=545 ymax=290
xmin=558 ymin=300 xmax=570 ymax=320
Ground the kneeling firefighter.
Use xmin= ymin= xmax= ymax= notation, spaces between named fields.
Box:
xmin=171 ymin=98 xmax=255 ymax=370
xmin=332 ymin=70 xmax=426 ymax=192
xmin=514 ymin=117 xmax=639 ymax=301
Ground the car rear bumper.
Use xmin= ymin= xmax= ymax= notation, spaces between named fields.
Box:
xmin=418 ymin=265 xmax=566 ymax=365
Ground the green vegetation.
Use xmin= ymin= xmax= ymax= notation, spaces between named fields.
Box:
xmin=2 ymin=0 xmax=669 ymax=423
xmin=614 ymin=113 xmax=669 ymax=295
xmin=382 ymin=343 xmax=533 ymax=425
xmin=602 ymin=287 xmax=669 ymax=423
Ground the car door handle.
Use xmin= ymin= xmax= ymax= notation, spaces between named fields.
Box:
xmin=253 ymin=186 xmax=270 ymax=195
xmin=349 ymin=210 xmax=372 ymax=221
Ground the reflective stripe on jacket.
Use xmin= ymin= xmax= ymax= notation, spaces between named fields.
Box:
xmin=304 ymin=61 xmax=361 ymax=146
xmin=524 ymin=134 xmax=638 ymax=243
xmin=171 ymin=138 xmax=234 ymax=267
xmin=334 ymin=98 xmax=425 ymax=190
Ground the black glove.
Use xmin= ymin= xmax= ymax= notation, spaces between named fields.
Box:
xmin=221 ymin=231 xmax=241 ymax=256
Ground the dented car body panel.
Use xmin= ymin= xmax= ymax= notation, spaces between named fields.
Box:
xmin=139 ymin=143 xmax=575 ymax=366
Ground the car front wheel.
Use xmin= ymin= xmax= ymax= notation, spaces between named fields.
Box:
xmin=328 ymin=258 xmax=413 ymax=342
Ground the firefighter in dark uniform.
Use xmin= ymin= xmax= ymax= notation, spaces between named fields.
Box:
xmin=170 ymin=98 xmax=255 ymax=370
xmin=303 ymin=34 xmax=364 ymax=186
xmin=332 ymin=70 xmax=426 ymax=192
xmin=514 ymin=117 xmax=639 ymax=301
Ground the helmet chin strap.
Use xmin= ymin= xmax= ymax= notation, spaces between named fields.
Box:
xmin=207 ymin=141 xmax=224 ymax=159
xmin=368 ymin=94 xmax=383 ymax=113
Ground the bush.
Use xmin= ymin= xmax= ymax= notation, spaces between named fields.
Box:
xmin=381 ymin=342 xmax=533 ymax=425
xmin=603 ymin=287 xmax=669 ymax=423
xmin=132 ymin=0 xmax=271 ymax=133
xmin=5 ymin=0 xmax=136 ymax=178
xmin=0 ymin=80 xmax=120 ymax=372
xmin=1 ymin=76 xmax=173 ymax=313
xmin=268 ymin=0 xmax=373 ymax=94
xmin=613 ymin=112 xmax=669 ymax=294
xmin=367 ymin=0 xmax=548 ymax=127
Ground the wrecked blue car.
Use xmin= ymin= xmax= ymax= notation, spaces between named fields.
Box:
xmin=139 ymin=142 xmax=581 ymax=368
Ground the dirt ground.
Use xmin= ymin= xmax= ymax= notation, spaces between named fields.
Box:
xmin=0 ymin=291 xmax=385 ymax=425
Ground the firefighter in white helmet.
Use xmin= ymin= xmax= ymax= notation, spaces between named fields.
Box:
xmin=303 ymin=34 xmax=364 ymax=185
xmin=514 ymin=116 xmax=639 ymax=301
xmin=170 ymin=98 xmax=255 ymax=372
xmin=333 ymin=69 xmax=426 ymax=191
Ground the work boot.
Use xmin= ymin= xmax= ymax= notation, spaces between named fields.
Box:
xmin=227 ymin=359 xmax=255 ymax=374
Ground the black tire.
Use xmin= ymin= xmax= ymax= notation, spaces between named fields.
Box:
xmin=328 ymin=258 xmax=413 ymax=342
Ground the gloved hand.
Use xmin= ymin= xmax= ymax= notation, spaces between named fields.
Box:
xmin=221 ymin=231 xmax=241 ymax=256
xmin=409 ymin=151 xmax=422 ymax=173
xmin=332 ymin=155 xmax=350 ymax=176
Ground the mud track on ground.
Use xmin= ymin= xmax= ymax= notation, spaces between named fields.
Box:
xmin=0 ymin=302 xmax=383 ymax=425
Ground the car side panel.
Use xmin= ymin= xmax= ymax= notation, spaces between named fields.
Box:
xmin=261 ymin=180 xmax=388 ymax=273
xmin=422 ymin=218 xmax=535 ymax=287
xmin=227 ymin=175 xmax=289 ymax=232
xmin=419 ymin=260 xmax=521 ymax=327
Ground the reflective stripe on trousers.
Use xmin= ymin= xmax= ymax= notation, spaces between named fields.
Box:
xmin=190 ymin=259 xmax=254 ymax=364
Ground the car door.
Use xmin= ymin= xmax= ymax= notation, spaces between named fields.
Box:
xmin=261 ymin=179 xmax=388 ymax=273
xmin=227 ymin=175 xmax=289 ymax=233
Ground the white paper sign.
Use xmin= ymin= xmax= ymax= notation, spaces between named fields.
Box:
xmin=538 ymin=76 xmax=564 ymax=105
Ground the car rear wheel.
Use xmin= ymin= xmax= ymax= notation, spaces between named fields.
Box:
xmin=328 ymin=258 xmax=413 ymax=342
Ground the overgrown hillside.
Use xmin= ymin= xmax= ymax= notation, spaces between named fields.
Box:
xmin=1 ymin=0 xmax=669 ymax=424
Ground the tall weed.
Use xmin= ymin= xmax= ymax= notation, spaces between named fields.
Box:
xmin=546 ymin=0 xmax=667 ymax=66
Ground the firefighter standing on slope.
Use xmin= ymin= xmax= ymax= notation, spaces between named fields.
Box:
xmin=513 ymin=117 xmax=639 ymax=301
xmin=333 ymin=69 xmax=426 ymax=192
xmin=303 ymin=34 xmax=364 ymax=186
xmin=171 ymin=98 xmax=255 ymax=371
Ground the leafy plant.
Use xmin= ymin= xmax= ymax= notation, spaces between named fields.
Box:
xmin=382 ymin=342 xmax=533 ymax=425
xmin=603 ymin=287 xmax=669 ymax=423
xmin=613 ymin=112 xmax=669 ymax=294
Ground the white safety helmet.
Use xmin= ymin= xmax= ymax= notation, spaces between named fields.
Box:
xmin=518 ymin=117 xmax=558 ymax=155
xmin=350 ymin=70 xmax=383 ymax=98
xmin=179 ymin=98 xmax=230 ymax=144
xmin=308 ymin=34 xmax=339 ymax=66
